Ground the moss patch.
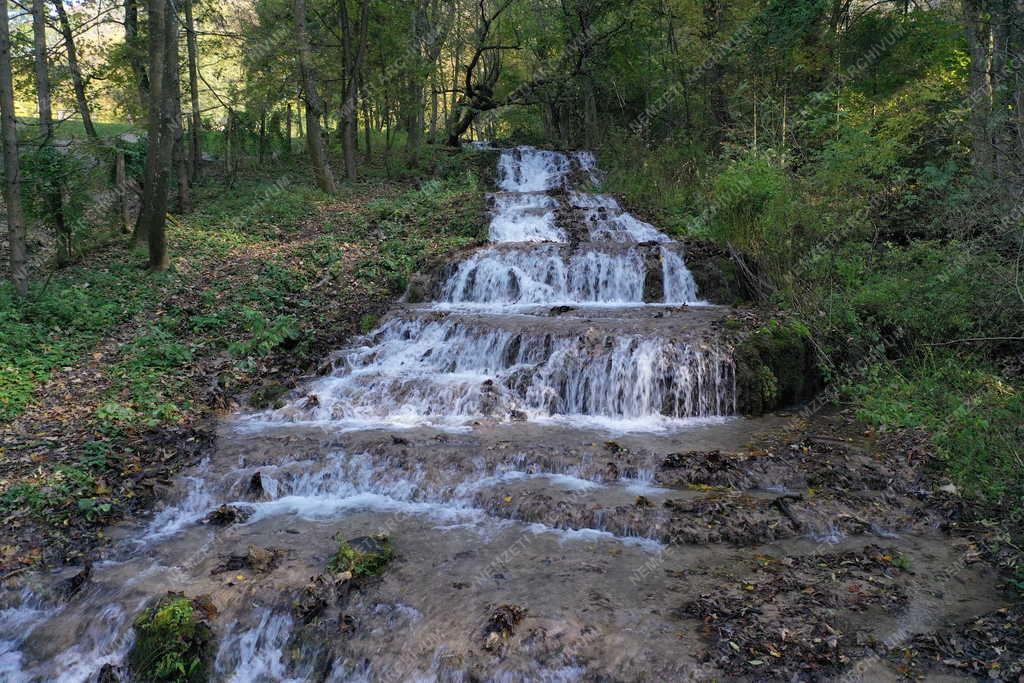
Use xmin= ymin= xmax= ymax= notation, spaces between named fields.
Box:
xmin=734 ymin=319 xmax=819 ymax=415
xmin=128 ymin=593 xmax=214 ymax=683
xmin=328 ymin=535 xmax=395 ymax=577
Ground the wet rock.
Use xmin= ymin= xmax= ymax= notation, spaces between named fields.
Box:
xmin=548 ymin=305 xmax=577 ymax=316
xmin=508 ymin=409 xmax=528 ymax=422
xmin=202 ymin=504 xmax=252 ymax=526
xmin=483 ymin=604 xmax=526 ymax=651
xmin=127 ymin=593 xmax=214 ymax=683
xmin=642 ymin=250 xmax=664 ymax=303
xmin=54 ymin=563 xmax=91 ymax=599
xmin=95 ymin=663 xmax=122 ymax=683
xmin=293 ymin=574 xmax=336 ymax=624
xmin=247 ymin=544 xmax=278 ymax=572
xmin=211 ymin=545 xmax=279 ymax=575
xmin=304 ymin=393 xmax=320 ymax=408
xmin=402 ymin=273 xmax=433 ymax=304
xmin=679 ymin=545 xmax=910 ymax=678
xmin=250 ymin=381 xmax=289 ymax=409
xmin=390 ymin=435 xmax=411 ymax=446
xmin=248 ymin=471 xmax=266 ymax=498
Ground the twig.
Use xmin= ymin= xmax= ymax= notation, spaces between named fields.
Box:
xmin=924 ymin=336 xmax=1024 ymax=346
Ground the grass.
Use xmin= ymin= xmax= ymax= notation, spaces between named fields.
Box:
xmin=848 ymin=353 xmax=1024 ymax=508
xmin=0 ymin=147 xmax=486 ymax=553
xmin=15 ymin=116 xmax=143 ymax=142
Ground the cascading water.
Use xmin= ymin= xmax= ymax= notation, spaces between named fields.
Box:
xmin=270 ymin=145 xmax=729 ymax=428
xmin=0 ymin=145 xmax=744 ymax=683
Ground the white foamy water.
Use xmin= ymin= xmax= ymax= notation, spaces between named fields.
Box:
xmin=497 ymin=146 xmax=572 ymax=192
xmin=488 ymin=193 xmax=565 ymax=243
xmin=440 ymin=244 xmax=645 ymax=304
xmin=662 ymin=246 xmax=701 ymax=303
xmin=268 ymin=314 xmax=734 ymax=426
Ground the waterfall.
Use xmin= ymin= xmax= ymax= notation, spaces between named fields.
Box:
xmin=662 ymin=247 xmax=701 ymax=304
xmin=267 ymin=145 xmax=727 ymax=428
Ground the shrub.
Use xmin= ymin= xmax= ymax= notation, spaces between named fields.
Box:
xmin=128 ymin=594 xmax=214 ymax=683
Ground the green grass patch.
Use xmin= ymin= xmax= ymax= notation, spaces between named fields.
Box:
xmin=328 ymin=535 xmax=395 ymax=577
xmin=847 ymin=353 xmax=1023 ymax=508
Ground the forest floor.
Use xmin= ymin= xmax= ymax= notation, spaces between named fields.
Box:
xmin=0 ymin=153 xmax=487 ymax=575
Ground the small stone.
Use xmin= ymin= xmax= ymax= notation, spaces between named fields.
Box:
xmin=246 ymin=545 xmax=277 ymax=573
xmin=203 ymin=504 xmax=252 ymax=526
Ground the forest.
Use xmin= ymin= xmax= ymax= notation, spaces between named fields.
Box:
xmin=0 ymin=0 xmax=1022 ymax=680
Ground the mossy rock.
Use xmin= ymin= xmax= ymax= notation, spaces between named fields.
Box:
xmin=689 ymin=255 xmax=746 ymax=305
xmin=328 ymin=535 xmax=395 ymax=578
xmin=250 ymin=382 xmax=289 ymax=410
xmin=128 ymin=593 xmax=214 ymax=683
xmin=735 ymin=320 xmax=820 ymax=415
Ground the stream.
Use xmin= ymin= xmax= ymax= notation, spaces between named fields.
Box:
xmin=0 ymin=147 xmax=1006 ymax=682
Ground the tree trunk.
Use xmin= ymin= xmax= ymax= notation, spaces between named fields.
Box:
xmin=224 ymin=108 xmax=234 ymax=180
xmin=52 ymin=0 xmax=97 ymax=138
xmin=285 ymin=101 xmax=292 ymax=155
xmin=31 ymin=0 xmax=52 ymax=140
xmin=404 ymin=3 xmax=424 ymax=165
xmin=340 ymin=0 xmax=369 ymax=181
xmin=136 ymin=0 xmax=174 ymax=270
xmin=123 ymin=0 xmax=149 ymax=110
xmin=33 ymin=0 xmax=73 ymax=265
xmin=294 ymin=0 xmax=336 ymax=193
xmin=702 ymin=0 xmax=731 ymax=147
xmin=258 ymin=112 xmax=267 ymax=163
xmin=362 ymin=92 xmax=371 ymax=157
xmin=170 ymin=33 xmax=190 ymax=214
xmin=0 ymin=0 xmax=27 ymax=295
xmin=964 ymin=0 xmax=994 ymax=178
xmin=183 ymin=0 xmax=201 ymax=178
xmin=116 ymin=149 xmax=130 ymax=232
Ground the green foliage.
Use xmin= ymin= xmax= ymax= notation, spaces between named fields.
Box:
xmin=848 ymin=354 xmax=1024 ymax=509
xmin=354 ymin=172 xmax=485 ymax=294
xmin=20 ymin=144 xmax=94 ymax=257
xmin=359 ymin=314 xmax=380 ymax=334
xmin=328 ymin=536 xmax=395 ymax=577
xmin=0 ymin=463 xmax=107 ymax=525
xmin=129 ymin=595 xmax=213 ymax=683
xmin=0 ymin=260 xmax=165 ymax=420
xmin=228 ymin=309 xmax=302 ymax=358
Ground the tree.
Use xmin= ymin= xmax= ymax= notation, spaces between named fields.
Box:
xmin=1 ymin=0 xmax=27 ymax=295
xmin=123 ymin=0 xmax=150 ymax=110
xmin=339 ymin=0 xmax=370 ymax=180
xmin=183 ymin=0 xmax=201 ymax=178
xmin=32 ymin=0 xmax=73 ymax=266
xmin=52 ymin=0 xmax=97 ymax=138
xmin=135 ymin=0 xmax=177 ymax=270
xmin=444 ymin=0 xmax=517 ymax=146
xmin=293 ymin=0 xmax=336 ymax=193
xmin=31 ymin=0 xmax=53 ymax=141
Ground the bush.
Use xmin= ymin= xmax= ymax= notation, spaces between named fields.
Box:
xmin=848 ymin=353 xmax=1024 ymax=509
xmin=128 ymin=594 xmax=214 ymax=683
